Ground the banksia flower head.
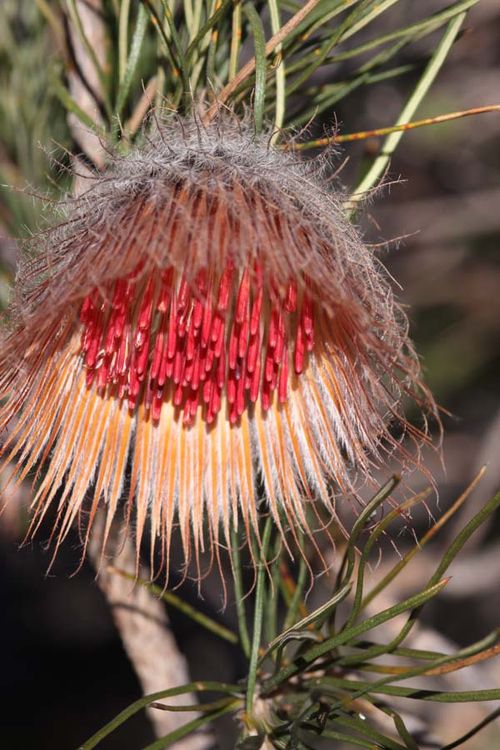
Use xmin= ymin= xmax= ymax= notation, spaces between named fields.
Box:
xmin=0 ymin=116 xmax=431 ymax=573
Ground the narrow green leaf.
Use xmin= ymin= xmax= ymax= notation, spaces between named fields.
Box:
xmin=283 ymin=0 xmax=405 ymax=101
xmin=441 ymin=707 xmax=500 ymax=749
xmin=332 ymin=714 xmax=407 ymax=750
xmin=206 ymin=0 xmax=221 ymax=83
xmin=284 ymin=0 xmax=369 ymax=97
xmin=229 ymin=0 xmax=243 ymax=80
xmin=191 ymin=0 xmax=205 ymax=39
xmin=246 ymin=517 xmax=273 ymax=716
xmin=118 ymin=0 xmax=132 ymax=83
xmin=271 ymin=631 xmax=322 ymax=674
xmin=183 ymin=0 xmax=194 ymax=33
xmin=186 ymin=0 xmax=233 ymax=61
xmin=427 ymin=490 xmax=500 ymax=587
xmin=349 ymin=641 xmax=444 ymax=662
xmin=230 ymin=525 xmax=251 ymax=657
xmin=243 ymin=4 xmax=266 ymax=134
xmin=116 ymin=5 xmax=149 ymax=117
xmin=158 ymin=0 xmax=191 ymax=97
xmin=344 ymin=489 xmax=430 ymax=630
xmin=272 ymin=582 xmax=352 ymax=650
xmin=324 ymin=631 xmax=500 ymax=715
xmin=51 ymin=75 xmax=106 ymax=136
xmin=263 ymin=578 xmax=448 ymax=693
xmin=324 ymin=0 xmax=480 ymax=67
xmin=297 ymin=0 xmax=361 ymax=40
xmin=362 ymin=468 xmax=486 ymax=609
xmin=268 ymin=0 xmax=285 ymax=139
xmin=288 ymin=696 xmax=318 ymax=744
xmin=336 ymin=476 xmax=400 ymax=592
xmin=341 ymin=490 xmax=500 ymax=670
xmin=316 ymin=677 xmax=500 ymax=703
xmin=149 ymin=696 xmax=238 ymax=713
xmin=78 ymin=682 xmax=241 ymax=749
xmin=283 ymin=0 xmax=476 ymax=91
xmin=339 ymin=483 xmax=500 ymax=669
xmin=142 ymin=0 xmax=189 ymax=106
xmin=379 ymin=708 xmax=419 ymax=750
xmin=342 ymin=0 xmax=406 ymax=43
xmin=351 ymin=8 xmax=472 ymax=206
xmin=288 ymin=56 xmax=414 ymax=129
xmin=140 ymin=700 xmax=238 ymax=749
xmin=265 ymin=533 xmax=283 ymax=644
xmin=282 ymin=554 xmax=308 ymax=631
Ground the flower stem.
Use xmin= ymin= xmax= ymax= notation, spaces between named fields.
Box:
xmin=245 ymin=516 xmax=273 ymax=719
xmin=230 ymin=525 xmax=251 ymax=659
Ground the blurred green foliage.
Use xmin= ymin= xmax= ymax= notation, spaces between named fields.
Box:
xmin=0 ymin=0 xmax=70 ymax=235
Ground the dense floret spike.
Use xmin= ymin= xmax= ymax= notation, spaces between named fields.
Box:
xmin=0 ymin=115 xmax=434 ymax=576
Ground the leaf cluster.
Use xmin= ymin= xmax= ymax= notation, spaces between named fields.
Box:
xmin=79 ymin=473 xmax=500 ymax=749
xmin=0 ymin=0 xmax=70 ymax=234
xmin=41 ymin=0 xmax=478 ymax=142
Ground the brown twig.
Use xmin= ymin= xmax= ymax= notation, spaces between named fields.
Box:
xmin=66 ymin=0 xmax=107 ymax=188
xmin=125 ymin=76 xmax=159 ymax=137
xmin=285 ymin=105 xmax=500 ymax=150
xmin=88 ymin=513 xmax=211 ymax=749
xmin=203 ymin=0 xmax=322 ymax=124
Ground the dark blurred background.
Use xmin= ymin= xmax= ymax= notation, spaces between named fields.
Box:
xmin=0 ymin=1 xmax=499 ymax=748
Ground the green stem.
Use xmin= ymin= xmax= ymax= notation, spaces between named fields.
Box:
xmin=265 ymin=533 xmax=283 ymax=644
xmin=245 ymin=516 xmax=273 ymax=718
xmin=230 ymin=525 xmax=251 ymax=658
xmin=283 ymin=552 xmax=307 ymax=630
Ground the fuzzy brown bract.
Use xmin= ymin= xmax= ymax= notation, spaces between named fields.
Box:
xmin=0 ymin=115 xmax=434 ymax=577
